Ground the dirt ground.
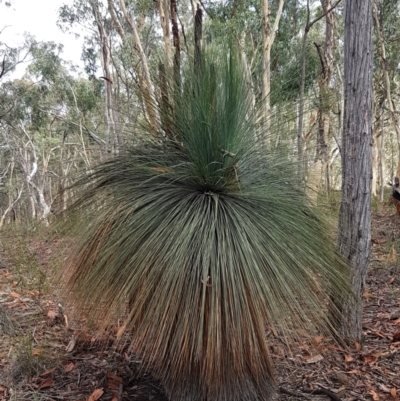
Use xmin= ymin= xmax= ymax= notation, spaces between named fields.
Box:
xmin=0 ymin=204 xmax=400 ymax=401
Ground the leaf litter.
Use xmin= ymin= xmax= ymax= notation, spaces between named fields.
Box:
xmin=0 ymin=207 xmax=399 ymax=400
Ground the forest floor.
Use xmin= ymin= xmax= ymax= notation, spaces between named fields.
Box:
xmin=0 ymin=202 xmax=400 ymax=401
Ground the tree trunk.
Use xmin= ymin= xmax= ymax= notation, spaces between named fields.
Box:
xmin=371 ymin=99 xmax=384 ymax=198
xmin=156 ymin=0 xmax=173 ymax=74
xmin=378 ymin=106 xmax=385 ymax=202
xmin=372 ymin=1 xmax=400 ymax=179
xmin=91 ymin=0 xmax=116 ymax=154
xmin=297 ymin=0 xmax=342 ymax=183
xmin=314 ymin=0 xmax=335 ymax=193
xmin=119 ymin=0 xmax=160 ymax=135
xmin=337 ymin=0 xmax=373 ymax=342
xmin=261 ymin=0 xmax=284 ymax=141
xmin=194 ymin=5 xmax=202 ymax=77
xmin=170 ymin=0 xmax=181 ymax=89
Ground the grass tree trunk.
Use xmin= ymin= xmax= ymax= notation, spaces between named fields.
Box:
xmin=337 ymin=0 xmax=373 ymax=342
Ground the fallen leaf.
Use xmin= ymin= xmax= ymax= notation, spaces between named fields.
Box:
xmin=345 ymin=355 xmax=354 ymax=362
xmin=47 ymin=308 xmax=59 ymax=319
xmin=64 ymin=362 xmax=75 ymax=372
xmin=107 ymin=371 xmax=123 ymax=382
xmin=355 ymin=341 xmax=362 ymax=352
xmin=311 ymin=335 xmax=324 ymax=347
xmin=391 ymin=388 xmax=397 ymax=399
xmin=304 ymin=354 xmax=323 ymax=364
xmin=370 ymin=389 xmax=380 ymax=401
xmin=374 ymin=330 xmax=390 ymax=339
xmin=362 ymin=354 xmax=378 ymax=364
xmin=378 ymin=350 xmax=392 ymax=359
xmin=392 ymin=330 xmax=400 ymax=342
xmin=377 ymin=312 xmax=390 ymax=319
xmin=9 ymin=291 xmax=21 ymax=299
xmin=107 ymin=371 xmax=123 ymax=390
xmin=32 ymin=349 xmax=43 ymax=356
xmin=87 ymin=388 xmax=104 ymax=401
xmin=384 ymin=368 xmax=397 ymax=376
xmin=363 ymin=291 xmax=375 ymax=299
xmin=40 ymin=368 xmax=56 ymax=377
xmin=347 ymin=369 xmax=361 ymax=374
xmin=39 ymin=377 xmax=54 ymax=389
xmin=27 ymin=290 xmax=40 ymax=296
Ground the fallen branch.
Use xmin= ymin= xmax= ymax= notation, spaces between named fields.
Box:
xmin=302 ymin=386 xmax=343 ymax=401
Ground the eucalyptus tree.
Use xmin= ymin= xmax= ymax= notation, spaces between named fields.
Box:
xmin=261 ymin=0 xmax=284 ymax=139
xmin=0 ymin=37 xmax=104 ymax=225
xmin=372 ymin=0 xmax=400 ymax=188
xmin=296 ymin=0 xmax=342 ymax=183
xmin=337 ymin=0 xmax=373 ymax=342
xmin=313 ymin=0 xmax=337 ymax=193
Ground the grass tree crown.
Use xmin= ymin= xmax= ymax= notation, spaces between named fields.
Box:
xmin=62 ymin=47 xmax=351 ymax=401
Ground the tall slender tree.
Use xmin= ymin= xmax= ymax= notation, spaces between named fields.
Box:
xmin=261 ymin=0 xmax=284 ymax=140
xmin=337 ymin=0 xmax=373 ymax=341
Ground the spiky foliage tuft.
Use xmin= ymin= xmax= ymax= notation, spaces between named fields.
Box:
xmin=63 ymin=49 xmax=350 ymax=401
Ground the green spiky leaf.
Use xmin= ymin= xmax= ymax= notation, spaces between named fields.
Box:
xmin=62 ymin=48 xmax=350 ymax=401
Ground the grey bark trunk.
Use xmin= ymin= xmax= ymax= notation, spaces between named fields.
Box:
xmin=337 ymin=0 xmax=373 ymax=342
xmin=314 ymin=0 xmax=335 ymax=193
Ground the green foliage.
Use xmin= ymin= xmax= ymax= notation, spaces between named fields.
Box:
xmin=62 ymin=48 xmax=350 ymax=401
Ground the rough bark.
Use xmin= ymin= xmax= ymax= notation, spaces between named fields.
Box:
xmin=170 ymin=0 xmax=181 ymax=89
xmin=314 ymin=0 xmax=335 ymax=192
xmin=337 ymin=0 xmax=373 ymax=342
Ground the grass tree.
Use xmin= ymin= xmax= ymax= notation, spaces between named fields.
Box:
xmin=62 ymin=48 xmax=350 ymax=401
